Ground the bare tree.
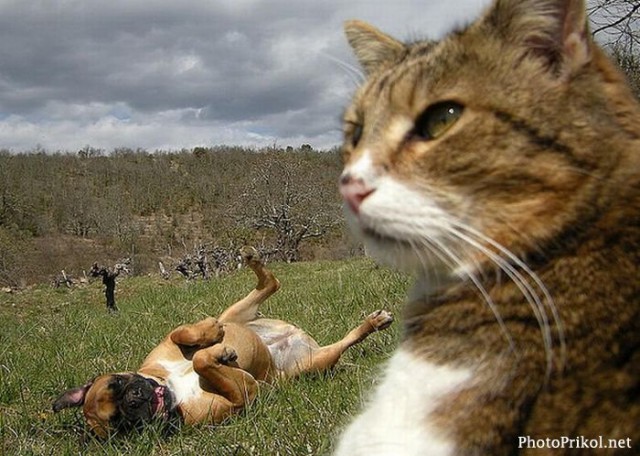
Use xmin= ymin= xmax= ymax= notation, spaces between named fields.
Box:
xmin=158 ymin=261 xmax=171 ymax=280
xmin=235 ymin=153 xmax=341 ymax=263
xmin=173 ymin=241 xmax=241 ymax=279
xmin=175 ymin=256 xmax=195 ymax=280
xmin=176 ymin=244 xmax=211 ymax=280
xmin=89 ymin=258 xmax=130 ymax=312
xmin=209 ymin=242 xmax=242 ymax=276
xmin=52 ymin=270 xmax=74 ymax=288
xmin=589 ymin=0 xmax=639 ymax=51
xmin=589 ymin=0 xmax=640 ymax=96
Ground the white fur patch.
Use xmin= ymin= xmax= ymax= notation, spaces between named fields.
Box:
xmin=347 ymin=149 xmax=378 ymax=184
xmin=333 ymin=349 xmax=472 ymax=456
xmin=346 ymin=175 xmax=457 ymax=276
xmin=360 ymin=177 xmax=452 ymax=242
xmin=159 ymin=359 xmax=201 ymax=405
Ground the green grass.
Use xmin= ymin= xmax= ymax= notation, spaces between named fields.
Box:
xmin=0 ymin=258 xmax=409 ymax=455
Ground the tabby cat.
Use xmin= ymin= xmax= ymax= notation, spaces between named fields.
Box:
xmin=335 ymin=0 xmax=639 ymax=454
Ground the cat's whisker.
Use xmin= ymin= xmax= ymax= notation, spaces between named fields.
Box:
xmin=447 ymin=227 xmax=551 ymax=366
xmin=408 ymin=227 xmax=517 ymax=355
xmin=451 ymin=221 xmax=567 ymax=372
xmin=319 ymin=52 xmax=366 ymax=86
xmin=447 ymin=223 xmax=564 ymax=379
xmin=431 ymin=234 xmax=517 ymax=355
xmin=415 ymin=242 xmax=454 ymax=293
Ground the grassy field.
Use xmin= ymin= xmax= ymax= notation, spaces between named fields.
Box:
xmin=0 ymin=258 xmax=409 ymax=455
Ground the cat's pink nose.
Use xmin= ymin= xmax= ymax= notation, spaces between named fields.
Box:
xmin=340 ymin=173 xmax=374 ymax=214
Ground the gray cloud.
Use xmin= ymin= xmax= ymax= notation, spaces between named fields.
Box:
xmin=0 ymin=0 xmax=492 ymax=151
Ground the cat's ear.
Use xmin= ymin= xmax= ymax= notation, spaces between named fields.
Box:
xmin=485 ymin=0 xmax=591 ymax=76
xmin=344 ymin=20 xmax=406 ymax=75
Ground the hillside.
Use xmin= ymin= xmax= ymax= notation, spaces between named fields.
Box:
xmin=0 ymin=146 xmax=358 ymax=287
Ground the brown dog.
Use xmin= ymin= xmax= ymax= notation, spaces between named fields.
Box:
xmin=52 ymin=248 xmax=393 ymax=438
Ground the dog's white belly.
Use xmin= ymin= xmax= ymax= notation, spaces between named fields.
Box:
xmin=333 ymin=348 xmax=472 ymax=456
xmin=159 ymin=359 xmax=201 ymax=405
xmin=246 ymin=319 xmax=320 ymax=375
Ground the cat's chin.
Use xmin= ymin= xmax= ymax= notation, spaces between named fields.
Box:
xmin=345 ymin=206 xmax=455 ymax=278
xmin=360 ymin=228 xmax=453 ymax=279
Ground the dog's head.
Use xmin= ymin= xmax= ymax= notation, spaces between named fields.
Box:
xmin=53 ymin=373 xmax=175 ymax=438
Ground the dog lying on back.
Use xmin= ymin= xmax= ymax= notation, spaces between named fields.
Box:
xmin=53 ymin=248 xmax=393 ymax=438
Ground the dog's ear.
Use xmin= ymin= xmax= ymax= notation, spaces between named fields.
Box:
xmin=52 ymin=380 xmax=93 ymax=412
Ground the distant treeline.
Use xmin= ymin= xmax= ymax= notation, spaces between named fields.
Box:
xmin=0 ymin=145 xmax=359 ymax=287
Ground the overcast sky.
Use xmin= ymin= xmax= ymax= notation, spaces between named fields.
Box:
xmin=0 ymin=0 xmax=495 ymax=152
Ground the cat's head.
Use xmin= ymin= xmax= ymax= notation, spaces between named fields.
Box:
xmin=340 ymin=0 xmax=634 ymax=279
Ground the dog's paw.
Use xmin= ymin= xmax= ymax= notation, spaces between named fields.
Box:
xmin=366 ymin=310 xmax=394 ymax=331
xmin=240 ymin=246 xmax=261 ymax=266
xmin=218 ymin=346 xmax=238 ymax=365
xmin=210 ymin=320 xmax=225 ymax=344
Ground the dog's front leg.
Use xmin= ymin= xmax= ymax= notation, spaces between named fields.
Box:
xmin=191 ymin=345 xmax=259 ymax=416
xmin=170 ymin=317 xmax=225 ymax=348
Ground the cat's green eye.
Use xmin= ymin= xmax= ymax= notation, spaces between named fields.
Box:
xmin=413 ymin=101 xmax=464 ymax=140
xmin=348 ymin=122 xmax=364 ymax=148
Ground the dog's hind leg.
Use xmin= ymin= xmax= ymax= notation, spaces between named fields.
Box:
xmin=284 ymin=310 xmax=393 ymax=378
xmin=218 ymin=247 xmax=280 ymax=324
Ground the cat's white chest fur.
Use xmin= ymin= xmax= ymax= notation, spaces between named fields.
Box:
xmin=334 ymin=348 xmax=472 ymax=456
